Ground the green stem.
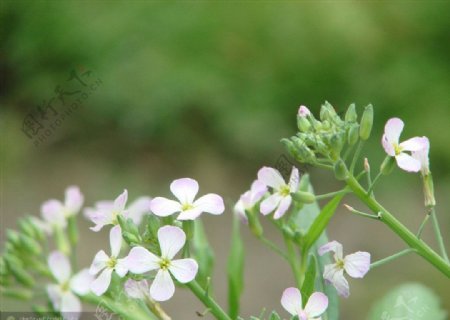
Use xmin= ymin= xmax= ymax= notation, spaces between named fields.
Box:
xmin=367 ymin=171 xmax=382 ymax=195
xmin=350 ymin=140 xmax=364 ymax=174
xmin=430 ymin=208 xmax=449 ymax=263
xmin=186 ymin=280 xmax=231 ymax=320
xmin=370 ymin=248 xmax=416 ymax=269
xmin=259 ymin=236 xmax=288 ymax=261
xmin=345 ymin=206 xmax=380 ymax=220
xmin=315 ymin=189 xmax=349 ymax=200
xmin=283 ymin=234 xmax=303 ymax=289
xmin=345 ymin=174 xmax=450 ymax=277
xmin=416 ymin=214 xmax=430 ymax=239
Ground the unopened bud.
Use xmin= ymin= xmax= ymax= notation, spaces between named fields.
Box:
xmin=297 ymin=116 xmax=311 ymax=132
xmin=347 ymin=124 xmax=359 ymax=146
xmin=122 ymin=232 xmax=140 ymax=245
xmin=359 ymin=104 xmax=373 ymax=140
xmin=20 ymin=235 xmax=42 ymax=255
xmin=9 ymin=264 xmax=35 ymax=287
xmin=345 ymin=103 xmax=358 ymax=122
xmin=343 ymin=204 xmax=355 ymax=212
xmin=18 ymin=219 xmax=36 ymax=238
xmin=380 ymin=156 xmax=395 ymax=175
xmin=334 ymin=159 xmax=348 ymax=180
xmin=364 ymin=158 xmax=370 ymax=172
xmin=291 ymin=191 xmax=315 ymax=204
xmin=246 ymin=208 xmax=263 ymax=238
xmin=6 ymin=230 xmax=20 ymax=247
xmin=2 ymin=288 xmax=33 ymax=300
xmin=422 ymin=173 xmax=436 ymax=208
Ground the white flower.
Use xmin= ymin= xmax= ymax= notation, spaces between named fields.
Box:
xmin=40 ymin=186 xmax=84 ymax=231
xmin=318 ymin=241 xmax=370 ymax=298
xmin=258 ymin=166 xmax=299 ymax=219
xmin=298 ymin=105 xmax=312 ymax=117
xmin=234 ymin=180 xmax=268 ymax=223
xmin=46 ymin=251 xmax=93 ymax=320
xmin=281 ymin=287 xmax=328 ymax=320
xmin=381 ymin=118 xmax=428 ymax=172
xmin=150 ymin=178 xmax=224 ymax=220
xmin=412 ymin=136 xmax=430 ymax=176
xmin=124 ymin=225 xmax=198 ymax=301
xmin=89 ymin=226 xmax=128 ymax=295
xmin=85 ymin=190 xmax=151 ymax=231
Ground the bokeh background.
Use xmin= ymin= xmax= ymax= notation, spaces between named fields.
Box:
xmin=1 ymin=1 xmax=449 ymax=319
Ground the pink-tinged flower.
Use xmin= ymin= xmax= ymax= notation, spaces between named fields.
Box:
xmin=124 ymin=225 xmax=198 ymax=301
xmin=124 ymin=279 xmax=150 ymax=300
xmin=85 ymin=191 xmax=151 ymax=231
xmin=281 ymin=287 xmax=328 ymax=320
xmin=298 ymin=105 xmax=312 ymax=117
xmin=40 ymin=186 xmax=84 ymax=230
xmin=381 ymin=118 xmax=428 ymax=172
xmin=46 ymin=251 xmax=93 ymax=320
xmin=89 ymin=226 xmax=128 ymax=296
xmin=234 ymin=180 xmax=268 ymax=223
xmin=258 ymin=166 xmax=299 ymax=219
xmin=318 ymin=241 xmax=370 ymax=298
xmin=412 ymin=136 xmax=430 ymax=176
xmin=150 ymin=178 xmax=224 ymax=220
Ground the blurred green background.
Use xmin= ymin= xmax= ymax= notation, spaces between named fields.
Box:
xmin=1 ymin=1 xmax=449 ymax=319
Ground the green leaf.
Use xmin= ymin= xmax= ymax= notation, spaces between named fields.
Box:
xmin=367 ymin=282 xmax=447 ymax=320
xmin=192 ymin=219 xmax=215 ymax=289
xmin=300 ymin=254 xmax=317 ymax=306
xmin=268 ymin=311 xmax=281 ymax=320
xmin=227 ymin=213 xmax=245 ymax=319
xmin=289 ymin=174 xmax=340 ymax=320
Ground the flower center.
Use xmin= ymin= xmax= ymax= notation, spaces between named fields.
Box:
xmin=393 ymin=143 xmax=403 ymax=156
xmin=279 ymin=185 xmax=290 ymax=197
xmin=181 ymin=203 xmax=194 ymax=211
xmin=106 ymin=256 xmax=117 ymax=269
xmin=60 ymin=281 xmax=70 ymax=292
xmin=336 ymin=259 xmax=345 ymax=269
xmin=159 ymin=258 xmax=171 ymax=270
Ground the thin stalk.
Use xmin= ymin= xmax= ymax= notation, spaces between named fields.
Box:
xmin=283 ymin=235 xmax=303 ymax=289
xmin=345 ymin=174 xmax=450 ymax=277
xmin=186 ymin=280 xmax=232 ymax=320
xmin=344 ymin=205 xmax=380 ymax=220
xmin=315 ymin=189 xmax=350 ymax=200
xmin=370 ymin=248 xmax=416 ymax=269
xmin=315 ymin=163 xmax=333 ymax=170
xmin=350 ymin=140 xmax=364 ymax=174
xmin=430 ymin=208 xmax=449 ymax=263
xmin=416 ymin=214 xmax=430 ymax=239
xmin=260 ymin=236 xmax=288 ymax=261
xmin=367 ymin=171 xmax=382 ymax=195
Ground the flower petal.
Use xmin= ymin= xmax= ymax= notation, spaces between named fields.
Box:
xmin=124 ymin=279 xmax=150 ymax=300
xmin=260 ymin=193 xmax=282 ymax=215
xmin=150 ymin=197 xmax=182 ymax=217
xmin=233 ymin=200 xmax=248 ymax=224
xmin=249 ymin=180 xmax=268 ymax=203
xmin=170 ymin=178 xmax=199 ymax=204
xmin=64 ymin=186 xmax=84 ymax=216
xmin=60 ymin=291 xmax=81 ymax=318
xmin=115 ymin=258 xmax=128 ymax=277
xmin=158 ymin=225 xmax=186 ymax=259
xmin=47 ymin=284 xmax=63 ymax=310
xmin=70 ymin=269 xmax=94 ymax=296
xmin=318 ymin=241 xmax=343 ymax=261
xmin=90 ymin=268 xmax=113 ymax=296
xmin=412 ymin=137 xmax=430 ymax=175
xmin=194 ymin=193 xmax=225 ymax=215
xmin=281 ymin=287 xmax=302 ymax=316
xmin=109 ymin=225 xmax=122 ymax=257
xmin=400 ymin=136 xmax=428 ymax=152
xmin=169 ymin=258 xmax=198 ymax=283
xmin=257 ymin=167 xmax=286 ymax=190
xmin=41 ymin=200 xmax=66 ymax=227
xmin=304 ymin=292 xmax=328 ymax=318
xmin=125 ymin=246 xmax=160 ymax=274
xmin=344 ymin=251 xmax=370 ymax=279
xmin=48 ymin=251 xmax=71 ymax=283
xmin=273 ymin=195 xmax=292 ymax=220
xmin=382 ymin=134 xmax=396 ymax=156
xmin=395 ymin=152 xmax=421 ymax=172
xmin=89 ymin=250 xmax=109 ymax=275
xmin=127 ymin=196 xmax=152 ymax=225
xmin=176 ymin=208 xmax=203 ymax=220
xmin=113 ymin=189 xmax=128 ymax=213
xmin=288 ymin=167 xmax=299 ymax=192
xmin=384 ymin=118 xmax=404 ymax=146
xmin=85 ymin=208 xmax=113 ymax=232
xmin=298 ymin=105 xmax=311 ymax=117
xmin=323 ymin=265 xmax=349 ymax=298
xmin=150 ymin=269 xmax=175 ymax=301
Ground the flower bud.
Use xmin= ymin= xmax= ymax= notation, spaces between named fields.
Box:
xmin=347 ymin=124 xmax=359 ymax=146
xmin=122 ymin=231 xmax=141 ymax=246
xmin=297 ymin=116 xmax=311 ymax=132
xmin=246 ymin=208 xmax=263 ymax=238
xmin=334 ymin=159 xmax=348 ymax=180
xmin=380 ymin=156 xmax=396 ymax=175
xmin=20 ymin=235 xmax=42 ymax=255
xmin=422 ymin=173 xmax=436 ymax=208
xmin=291 ymin=191 xmax=315 ymax=204
xmin=359 ymin=104 xmax=373 ymax=140
xmin=345 ymin=103 xmax=357 ymax=123
xmin=18 ymin=219 xmax=36 ymax=238
xmin=364 ymin=158 xmax=370 ymax=173
xmin=5 ymin=259 xmax=34 ymax=287
xmin=6 ymin=230 xmax=20 ymax=247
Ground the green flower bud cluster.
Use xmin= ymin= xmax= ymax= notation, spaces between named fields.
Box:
xmin=283 ymin=102 xmax=374 ymax=167
xmin=1 ymin=216 xmax=49 ymax=295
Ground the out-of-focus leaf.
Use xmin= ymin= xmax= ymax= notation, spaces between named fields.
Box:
xmin=289 ymin=174 xmax=339 ymax=320
xmin=268 ymin=311 xmax=281 ymax=320
xmin=300 ymin=254 xmax=317 ymax=306
xmin=227 ymin=213 xmax=245 ymax=319
xmin=192 ymin=219 xmax=214 ymax=289
xmin=367 ymin=282 xmax=447 ymax=320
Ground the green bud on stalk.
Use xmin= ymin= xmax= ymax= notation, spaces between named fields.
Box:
xmin=359 ymin=104 xmax=373 ymax=140
xmin=246 ymin=208 xmax=263 ymax=238
xmin=347 ymin=124 xmax=359 ymax=146
xmin=122 ymin=232 xmax=141 ymax=246
xmin=297 ymin=116 xmax=311 ymax=132
xmin=68 ymin=216 xmax=79 ymax=246
xmin=422 ymin=173 xmax=436 ymax=208
xmin=380 ymin=156 xmax=396 ymax=175
xmin=291 ymin=191 xmax=315 ymax=204
xmin=2 ymin=288 xmax=33 ymax=300
xmin=18 ymin=219 xmax=36 ymax=238
xmin=9 ymin=264 xmax=35 ymax=287
xmin=334 ymin=159 xmax=348 ymax=180
xmin=345 ymin=103 xmax=358 ymax=122
xmin=20 ymin=235 xmax=42 ymax=255
xmin=6 ymin=230 xmax=20 ymax=247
